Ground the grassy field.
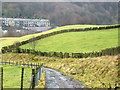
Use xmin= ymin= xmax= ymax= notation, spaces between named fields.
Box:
xmin=2 ymin=53 xmax=119 ymax=88
xmin=0 ymin=37 xmax=19 ymax=49
xmin=0 ymin=24 xmax=113 ymax=49
xmin=20 ymin=28 xmax=118 ymax=53
xmin=1 ymin=64 xmax=32 ymax=88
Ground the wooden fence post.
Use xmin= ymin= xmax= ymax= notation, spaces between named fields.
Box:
xmin=31 ymin=63 xmax=32 ymax=68
xmin=21 ymin=68 xmax=24 ymax=90
xmin=1 ymin=67 xmax=3 ymax=90
xmin=32 ymin=69 xmax=35 ymax=89
xmin=9 ymin=60 xmax=10 ymax=64
xmin=16 ymin=62 xmax=18 ymax=65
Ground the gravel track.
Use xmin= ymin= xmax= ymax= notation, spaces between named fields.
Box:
xmin=43 ymin=67 xmax=85 ymax=88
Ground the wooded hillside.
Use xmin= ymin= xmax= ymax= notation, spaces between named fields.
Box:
xmin=2 ymin=2 xmax=118 ymax=26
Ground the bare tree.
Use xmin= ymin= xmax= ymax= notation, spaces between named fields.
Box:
xmin=29 ymin=34 xmax=38 ymax=60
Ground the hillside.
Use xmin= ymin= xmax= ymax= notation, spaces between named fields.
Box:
xmin=0 ymin=24 xmax=106 ymax=49
xmin=2 ymin=2 xmax=118 ymax=25
xmin=20 ymin=28 xmax=118 ymax=53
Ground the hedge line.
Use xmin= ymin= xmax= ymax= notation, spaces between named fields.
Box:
xmin=1 ymin=46 xmax=120 ymax=58
xmin=2 ymin=24 xmax=120 ymax=50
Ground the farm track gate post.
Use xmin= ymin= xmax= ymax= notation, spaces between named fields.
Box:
xmin=1 ymin=67 xmax=3 ymax=90
xmin=32 ymin=69 xmax=35 ymax=89
xmin=21 ymin=68 xmax=24 ymax=90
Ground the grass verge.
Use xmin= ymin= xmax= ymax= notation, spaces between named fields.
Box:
xmin=2 ymin=53 xmax=120 ymax=88
xmin=35 ymin=70 xmax=46 ymax=88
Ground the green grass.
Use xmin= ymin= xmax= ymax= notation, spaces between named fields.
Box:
xmin=0 ymin=24 xmax=114 ymax=49
xmin=1 ymin=64 xmax=32 ymax=88
xmin=0 ymin=37 xmax=19 ymax=49
xmin=18 ymin=24 xmax=107 ymax=42
xmin=20 ymin=28 xmax=118 ymax=53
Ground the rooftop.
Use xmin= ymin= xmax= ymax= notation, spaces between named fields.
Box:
xmin=0 ymin=18 xmax=50 ymax=21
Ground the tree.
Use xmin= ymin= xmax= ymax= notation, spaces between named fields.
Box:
xmin=29 ymin=35 xmax=38 ymax=60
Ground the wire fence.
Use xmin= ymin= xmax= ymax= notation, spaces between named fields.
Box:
xmin=0 ymin=63 xmax=42 ymax=89
xmin=0 ymin=61 xmax=41 ymax=68
xmin=30 ymin=67 xmax=43 ymax=89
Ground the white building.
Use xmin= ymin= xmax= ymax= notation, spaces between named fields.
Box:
xmin=0 ymin=18 xmax=50 ymax=27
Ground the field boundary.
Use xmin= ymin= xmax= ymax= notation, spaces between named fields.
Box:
xmin=1 ymin=46 xmax=120 ymax=58
xmin=0 ymin=61 xmax=41 ymax=68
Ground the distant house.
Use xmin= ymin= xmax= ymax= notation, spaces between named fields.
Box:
xmin=0 ymin=18 xmax=50 ymax=27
